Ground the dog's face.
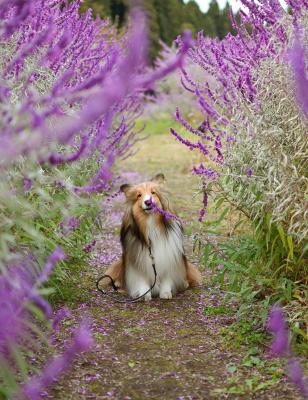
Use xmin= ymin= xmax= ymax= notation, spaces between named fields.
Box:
xmin=121 ymin=173 xmax=165 ymax=215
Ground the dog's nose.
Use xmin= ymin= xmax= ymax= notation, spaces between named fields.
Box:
xmin=144 ymin=198 xmax=152 ymax=207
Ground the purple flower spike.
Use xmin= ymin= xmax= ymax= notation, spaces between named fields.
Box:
xmin=246 ymin=168 xmax=253 ymax=177
xmin=38 ymin=248 xmax=65 ymax=284
xmin=147 ymin=198 xmax=180 ymax=221
xmin=52 ymin=307 xmax=71 ymax=331
xmin=288 ymin=358 xmax=308 ymax=398
xmin=267 ymin=306 xmax=308 ymax=396
xmin=198 ymin=208 xmax=205 ymax=223
xmin=289 ymin=36 xmax=308 ymax=118
xmin=23 ymin=320 xmax=93 ymax=400
xmin=83 ymin=240 xmax=97 ymax=253
xmin=72 ymin=321 xmax=94 ymax=352
xmin=23 ymin=177 xmax=32 ymax=193
xmin=268 ymin=306 xmax=286 ymax=333
xmin=198 ymin=192 xmax=208 ymax=222
xmin=268 ymin=306 xmax=289 ymax=356
xmin=30 ymin=293 xmax=53 ymax=319
xmin=270 ymin=331 xmax=289 ymax=356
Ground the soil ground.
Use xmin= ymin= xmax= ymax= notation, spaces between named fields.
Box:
xmin=50 ymin=129 xmax=301 ymax=400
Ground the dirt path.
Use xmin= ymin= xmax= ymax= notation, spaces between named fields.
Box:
xmin=50 ymin=132 xmax=301 ymax=399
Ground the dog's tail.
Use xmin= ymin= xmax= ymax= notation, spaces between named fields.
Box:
xmin=99 ymin=259 xmax=125 ymax=289
xmin=185 ymin=260 xmax=202 ymax=287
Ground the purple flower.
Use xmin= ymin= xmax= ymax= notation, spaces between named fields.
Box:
xmin=71 ymin=321 xmax=93 ymax=352
xmin=198 ymin=208 xmax=205 ymax=222
xmin=0 ymin=273 xmax=25 ymax=354
xmin=267 ymin=306 xmax=289 ymax=356
xmin=83 ymin=240 xmax=97 ymax=253
xmin=192 ymin=164 xmax=220 ymax=180
xmin=0 ymin=254 xmax=62 ymax=356
xmin=53 ymin=180 xmax=66 ymax=189
xmin=198 ymin=192 xmax=208 ymax=222
xmin=23 ymin=321 xmax=93 ymax=400
xmin=30 ymin=293 xmax=52 ymax=319
xmin=267 ymin=306 xmax=308 ymax=396
xmin=147 ymin=198 xmax=180 ymax=221
xmin=288 ymin=358 xmax=308 ymax=398
xmin=246 ymin=168 xmax=253 ymax=177
xmin=38 ymin=247 xmax=65 ymax=284
xmin=268 ymin=306 xmax=286 ymax=333
xmin=288 ymin=36 xmax=308 ymax=118
xmin=52 ymin=307 xmax=71 ymax=331
xmin=23 ymin=177 xmax=32 ymax=193
xmin=270 ymin=330 xmax=289 ymax=356
xmin=59 ymin=216 xmax=81 ymax=236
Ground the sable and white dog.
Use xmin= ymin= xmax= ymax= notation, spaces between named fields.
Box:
xmin=103 ymin=173 xmax=202 ymax=300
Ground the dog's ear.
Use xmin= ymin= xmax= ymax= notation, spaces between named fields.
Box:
xmin=120 ymin=183 xmax=131 ymax=195
xmin=151 ymin=173 xmax=165 ymax=185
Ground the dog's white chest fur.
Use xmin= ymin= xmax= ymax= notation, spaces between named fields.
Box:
xmin=147 ymin=216 xmax=183 ymax=272
xmin=125 ymin=216 xmax=188 ymax=300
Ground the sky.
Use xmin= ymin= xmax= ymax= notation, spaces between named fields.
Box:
xmin=184 ymin=0 xmax=287 ymax=13
xmin=184 ymin=0 xmax=241 ymax=12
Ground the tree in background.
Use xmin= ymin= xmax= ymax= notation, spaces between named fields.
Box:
xmin=80 ymin=0 xmax=110 ymax=17
xmin=207 ymin=0 xmax=221 ymax=37
xmin=183 ymin=0 xmax=205 ymax=37
xmin=81 ymin=0 xmax=236 ymax=59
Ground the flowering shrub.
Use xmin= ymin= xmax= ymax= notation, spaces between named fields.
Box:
xmin=0 ymin=0 xmax=191 ymax=397
xmin=174 ymin=1 xmax=308 ymax=282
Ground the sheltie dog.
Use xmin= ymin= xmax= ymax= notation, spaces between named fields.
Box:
xmin=103 ymin=173 xmax=202 ymax=300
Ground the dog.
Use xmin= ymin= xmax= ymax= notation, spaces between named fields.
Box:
xmin=103 ymin=173 xmax=202 ymax=300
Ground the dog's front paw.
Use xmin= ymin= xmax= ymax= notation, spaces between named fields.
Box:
xmin=144 ymin=292 xmax=152 ymax=301
xmin=160 ymin=291 xmax=172 ymax=300
xmin=114 ymin=280 xmax=121 ymax=288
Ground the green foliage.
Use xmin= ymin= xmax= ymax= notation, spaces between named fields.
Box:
xmin=199 ymin=196 xmax=307 ymax=353
xmin=213 ymin=320 xmax=285 ymax=396
xmin=80 ymin=0 xmax=110 ymax=18
xmin=0 ymin=154 xmax=104 ymax=302
xmin=204 ymin=305 xmax=233 ymax=317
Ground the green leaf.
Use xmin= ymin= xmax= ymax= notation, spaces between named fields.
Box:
xmin=203 ymin=243 xmax=211 ymax=266
xmin=36 ymin=287 xmax=55 ymax=296
xmin=0 ymin=358 xmax=18 ymax=394
xmin=216 ymin=207 xmax=230 ymax=224
xmin=215 ymin=197 xmax=225 ymax=209
xmin=287 ymin=235 xmax=294 ymax=259
xmin=277 ymin=225 xmax=287 ymax=249
xmin=227 ymin=365 xmax=237 ymax=373
xmin=255 ymin=379 xmax=277 ymax=391
xmin=9 ymin=345 xmax=28 ymax=381
xmin=245 ymin=378 xmax=254 ymax=390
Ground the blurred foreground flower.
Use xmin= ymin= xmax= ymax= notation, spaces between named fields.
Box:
xmin=23 ymin=321 xmax=93 ymax=400
xmin=289 ymin=35 xmax=308 ymax=119
xmin=267 ymin=306 xmax=308 ymax=398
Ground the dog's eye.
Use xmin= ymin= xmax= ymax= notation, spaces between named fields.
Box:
xmin=137 ymin=193 xmax=142 ymax=198
xmin=151 ymin=190 xmax=155 ymax=195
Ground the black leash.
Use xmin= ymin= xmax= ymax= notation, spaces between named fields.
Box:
xmin=96 ymin=238 xmax=157 ymax=303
